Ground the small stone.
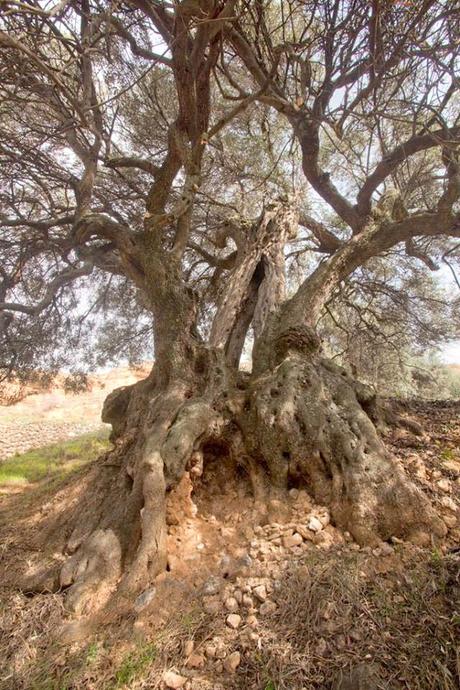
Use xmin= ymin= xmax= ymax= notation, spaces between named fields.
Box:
xmin=134 ymin=587 xmax=156 ymax=612
xmin=381 ymin=542 xmax=394 ymax=556
xmin=390 ymin=536 xmax=404 ymax=544
xmin=289 ymin=488 xmax=299 ymax=500
xmin=224 ymin=597 xmax=239 ymax=612
xmin=184 ymin=640 xmax=194 ymax=656
xmin=437 ymin=478 xmax=451 ymax=493
xmin=443 ymin=514 xmax=457 ymax=529
xmin=246 ymin=614 xmax=258 ymax=627
xmin=223 ymin=651 xmax=241 ymax=673
xmin=313 ymin=531 xmax=327 ymax=545
xmin=163 ymin=670 xmax=187 ymax=689
xmin=318 ymin=512 xmax=330 ymax=527
xmin=203 ymin=577 xmax=221 ymax=595
xmin=259 ymin=601 xmax=277 ymax=616
xmin=308 ymin=516 xmax=323 ymax=532
xmin=205 ymin=643 xmax=216 ymax=659
xmin=233 ymin=589 xmax=243 ymax=604
xmin=242 ymin=594 xmax=254 ymax=608
xmin=441 ymin=496 xmax=457 ymax=511
xmin=186 ymin=652 xmax=205 ymax=669
xmin=226 ymin=614 xmax=241 ymax=629
xmin=252 ymin=585 xmax=267 ymax=602
xmin=214 ymin=640 xmax=227 ymax=659
xmin=282 ymin=532 xmax=303 ymax=548
xmin=234 ymin=553 xmax=253 ymax=574
xmin=295 ymin=524 xmax=314 ymax=541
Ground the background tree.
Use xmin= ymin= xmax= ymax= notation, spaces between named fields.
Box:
xmin=0 ymin=0 xmax=459 ymax=614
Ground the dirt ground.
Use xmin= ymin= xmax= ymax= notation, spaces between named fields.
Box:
xmin=0 ymin=399 xmax=459 ymax=690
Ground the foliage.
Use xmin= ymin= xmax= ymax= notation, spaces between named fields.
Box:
xmin=0 ymin=0 xmax=459 ymax=382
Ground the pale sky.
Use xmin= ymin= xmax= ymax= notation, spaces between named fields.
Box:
xmin=436 ymin=266 xmax=460 ymax=364
xmin=442 ymin=341 xmax=460 ymax=364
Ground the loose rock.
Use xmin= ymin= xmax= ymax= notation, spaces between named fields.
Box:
xmin=226 ymin=613 xmax=241 ymax=629
xmin=186 ymin=653 xmax=205 ymax=669
xmin=224 ymin=651 xmax=241 ymax=673
xmin=163 ymin=670 xmax=187 ymax=689
xmin=259 ymin=601 xmax=277 ymax=616
xmin=224 ymin=596 xmax=239 ymax=612
xmin=252 ymin=585 xmax=267 ymax=602
xmin=282 ymin=532 xmax=303 ymax=548
xmin=437 ymin=478 xmax=451 ymax=493
xmin=308 ymin=516 xmax=323 ymax=532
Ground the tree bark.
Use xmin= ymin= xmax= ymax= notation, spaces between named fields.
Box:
xmin=50 ymin=344 xmax=444 ymax=616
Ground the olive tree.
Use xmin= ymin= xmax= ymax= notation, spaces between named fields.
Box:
xmin=0 ymin=0 xmax=459 ymax=613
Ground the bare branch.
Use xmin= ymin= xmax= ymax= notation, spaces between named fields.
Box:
xmin=0 ymin=262 xmax=93 ymax=316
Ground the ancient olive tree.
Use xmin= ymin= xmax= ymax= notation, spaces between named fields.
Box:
xmin=1 ymin=0 xmax=459 ymax=613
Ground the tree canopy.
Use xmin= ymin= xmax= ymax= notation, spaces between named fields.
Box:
xmin=1 ymin=0 xmax=459 ymax=383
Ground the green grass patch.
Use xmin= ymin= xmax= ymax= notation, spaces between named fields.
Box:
xmin=0 ymin=431 xmax=110 ymax=486
xmin=111 ymin=643 xmax=157 ymax=688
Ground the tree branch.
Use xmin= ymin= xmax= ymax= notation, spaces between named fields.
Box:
xmin=0 ymin=262 xmax=94 ymax=316
xmin=105 ymin=157 xmax=160 ymax=176
xmin=356 ymin=126 xmax=460 ymax=217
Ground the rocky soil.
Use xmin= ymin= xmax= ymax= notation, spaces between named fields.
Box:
xmin=0 ymin=399 xmax=459 ymax=690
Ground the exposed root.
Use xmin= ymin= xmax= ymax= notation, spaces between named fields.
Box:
xmin=60 ymin=529 xmax=122 ymax=615
xmin=14 ymin=351 xmax=448 ymax=616
xmin=52 ymin=384 xmax=221 ymax=614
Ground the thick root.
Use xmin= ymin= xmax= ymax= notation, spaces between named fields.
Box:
xmin=56 ymin=386 xmax=219 ymax=614
xmin=24 ymin=353 xmax=446 ymax=616
xmin=60 ymin=529 xmax=122 ymax=615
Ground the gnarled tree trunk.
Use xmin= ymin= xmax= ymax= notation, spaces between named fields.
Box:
xmin=30 ymin=203 xmax=445 ymax=616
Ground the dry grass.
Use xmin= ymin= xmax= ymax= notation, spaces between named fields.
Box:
xmin=1 ymin=400 xmax=459 ymax=690
xmin=3 ymin=547 xmax=456 ymax=690
xmin=233 ymin=547 xmax=460 ymax=690
xmin=0 ymin=584 xmax=219 ymax=690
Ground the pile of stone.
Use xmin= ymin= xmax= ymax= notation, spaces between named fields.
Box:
xmin=162 ymin=502 xmax=351 ymax=689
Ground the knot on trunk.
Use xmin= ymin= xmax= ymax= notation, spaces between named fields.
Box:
xmin=274 ymin=325 xmax=321 ymax=362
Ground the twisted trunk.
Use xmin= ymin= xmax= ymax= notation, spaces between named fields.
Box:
xmin=26 ymin=207 xmax=445 ymax=616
